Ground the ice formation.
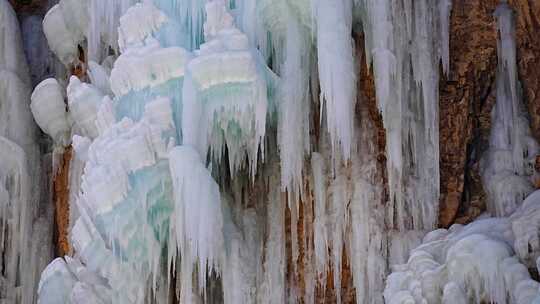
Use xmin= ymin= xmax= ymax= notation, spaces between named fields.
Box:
xmin=481 ymin=2 xmax=539 ymax=217
xmin=357 ymin=0 xmax=450 ymax=231
xmin=314 ymin=0 xmax=356 ymax=160
xmin=30 ymin=79 xmax=70 ymax=146
xmin=22 ymin=0 xmax=540 ymax=303
xmin=385 ymin=2 xmax=540 ymax=303
xmin=182 ymin=1 xmax=268 ymax=178
xmin=384 ymin=190 xmax=540 ymax=304
xmin=0 ymin=1 xmax=54 ymax=303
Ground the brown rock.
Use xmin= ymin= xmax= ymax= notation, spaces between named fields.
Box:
xmin=509 ymin=0 xmax=540 ymax=143
xmin=53 ymin=146 xmax=72 ymax=257
xmin=439 ymin=0 xmax=499 ymax=228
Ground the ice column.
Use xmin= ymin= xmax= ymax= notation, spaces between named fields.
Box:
xmin=0 ymin=1 xmax=52 ymax=302
xmin=481 ymin=2 xmax=539 ymax=217
xmin=314 ymin=0 xmax=356 ymax=160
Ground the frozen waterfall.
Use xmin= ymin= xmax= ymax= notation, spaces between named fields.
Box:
xmin=0 ymin=0 xmax=539 ymax=303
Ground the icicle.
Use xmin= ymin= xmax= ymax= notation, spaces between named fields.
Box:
xmin=0 ymin=2 xmax=50 ymax=302
xmin=87 ymin=0 xmax=138 ymax=61
xmin=314 ymin=0 xmax=356 ymax=161
xmin=439 ymin=0 xmax=452 ymax=75
xmin=278 ymin=13 xmax=311 ymax=197
xmin=168 ymin=145 xmax=225 ymax=301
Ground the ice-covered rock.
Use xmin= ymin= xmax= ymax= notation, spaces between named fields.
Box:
xmin=182 ymin=1 xmax=268 ymax=178
xmin=384 ymin=189 xmax=540 ymax=304
xmin=110 ymin=38 xmax=192 ymax=97
xmin=43 ymin=2 xmax=87 ymax=65
xmin=67 ymin=76 xmax=105 ymax=139
xmin=481 ymin=2 xmax=539 ymax=217
xmin=31 ymin=78 xmax=70 ymax=145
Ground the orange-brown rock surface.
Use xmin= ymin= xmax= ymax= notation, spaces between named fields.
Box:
xmin=438 ymin=0 xmax=499 ymax=228
xmin=509 ymin=0 xmax=540 ymax=143
xmin=53 ymin=146 xmax=72 ymax=256
xmin=438 ymin=0 xmax=540 ymax=228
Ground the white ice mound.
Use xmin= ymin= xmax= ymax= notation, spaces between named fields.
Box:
xmin=67 ymin=76 xmax=105 ymax=139
xmin=168 ymin=145 xmax=225 ymax=302
xmin=385 ymin=190 xmax=540 ymax=304
xmin=182 ymin=0 xmax=268 ymax=177
xmin=43 ymin=2 xmax=88 ymax=65
xmin=118 ymin=1 xmax=168 ymax=52
xmin=38 ymin=258 xmax=77 ymax=304
xmin=110 ymin=38 xmax=192 ymax=96
xmin=31 ymin=78 xmax=70 ymax=145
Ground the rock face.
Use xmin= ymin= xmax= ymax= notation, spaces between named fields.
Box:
xmin=53 ymin=146 xmax=71 ymax=256
xmin=437 ymin=0 xmax=540 ymax=227
xmin=438 ymin=0 xmax=499 ymax=228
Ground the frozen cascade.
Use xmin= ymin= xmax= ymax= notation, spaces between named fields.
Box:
xmin=314 ymin=0 xmax=356 ymax=161
xmin=278 ymin=15 xmax=311 ymax=196
xmin=24 ymin=0 xmax=540 ymax=303
xmin=481 ymin=2 xmax=539 ymax=217
xmin=385 ymin=4 xmax=540 ymax=303
xmin=168 ymin=146 xmax=225 ymax=303
xmin=0 ymin=0 xmax=54 ymax=302
xmin=356 ymin=0 xmax=450 ymax=231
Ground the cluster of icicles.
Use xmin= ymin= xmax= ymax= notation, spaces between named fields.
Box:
xmin=0 ymin=0 xmax=536 ymax=302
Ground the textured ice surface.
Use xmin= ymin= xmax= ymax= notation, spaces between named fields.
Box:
xmin=182 ymin=0 xmax=268 ymax=178
xmin=33 ymin=0 xmax=540 ymax=303
xmin=357 ymin=0 xmax=450 ymax=231
xmin=31 ymin=78 xmax=70 ymax=145
xmin=43 ymin=2 xmax=87 ymax=65
xmin=481 ymin=2 xmax=539 ymax=217
xmin=110 ymin=39 xmax=192 ymax=97
xmin=67 ymin=76 xmax=105 ymax=139
xmin=314 ymin=0 xmax=356 ymax=160
xmin=384 ymin=190 xmax=540 ymax=304
xmin=168 ymin=145 xmax=225 ymax=302
xmin=0 ymin=1 xmax=53 ymax=302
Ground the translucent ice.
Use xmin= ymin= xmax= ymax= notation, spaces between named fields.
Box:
xmin=182 ymin=1 xmax=268 ymax=178
xmin=481 ymin=2 xmax=539 ymax=217
xmin=314 ymin=0 xmax=356 ymax=160
xmin=168 ymin=145 xmax=225 ymax=302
